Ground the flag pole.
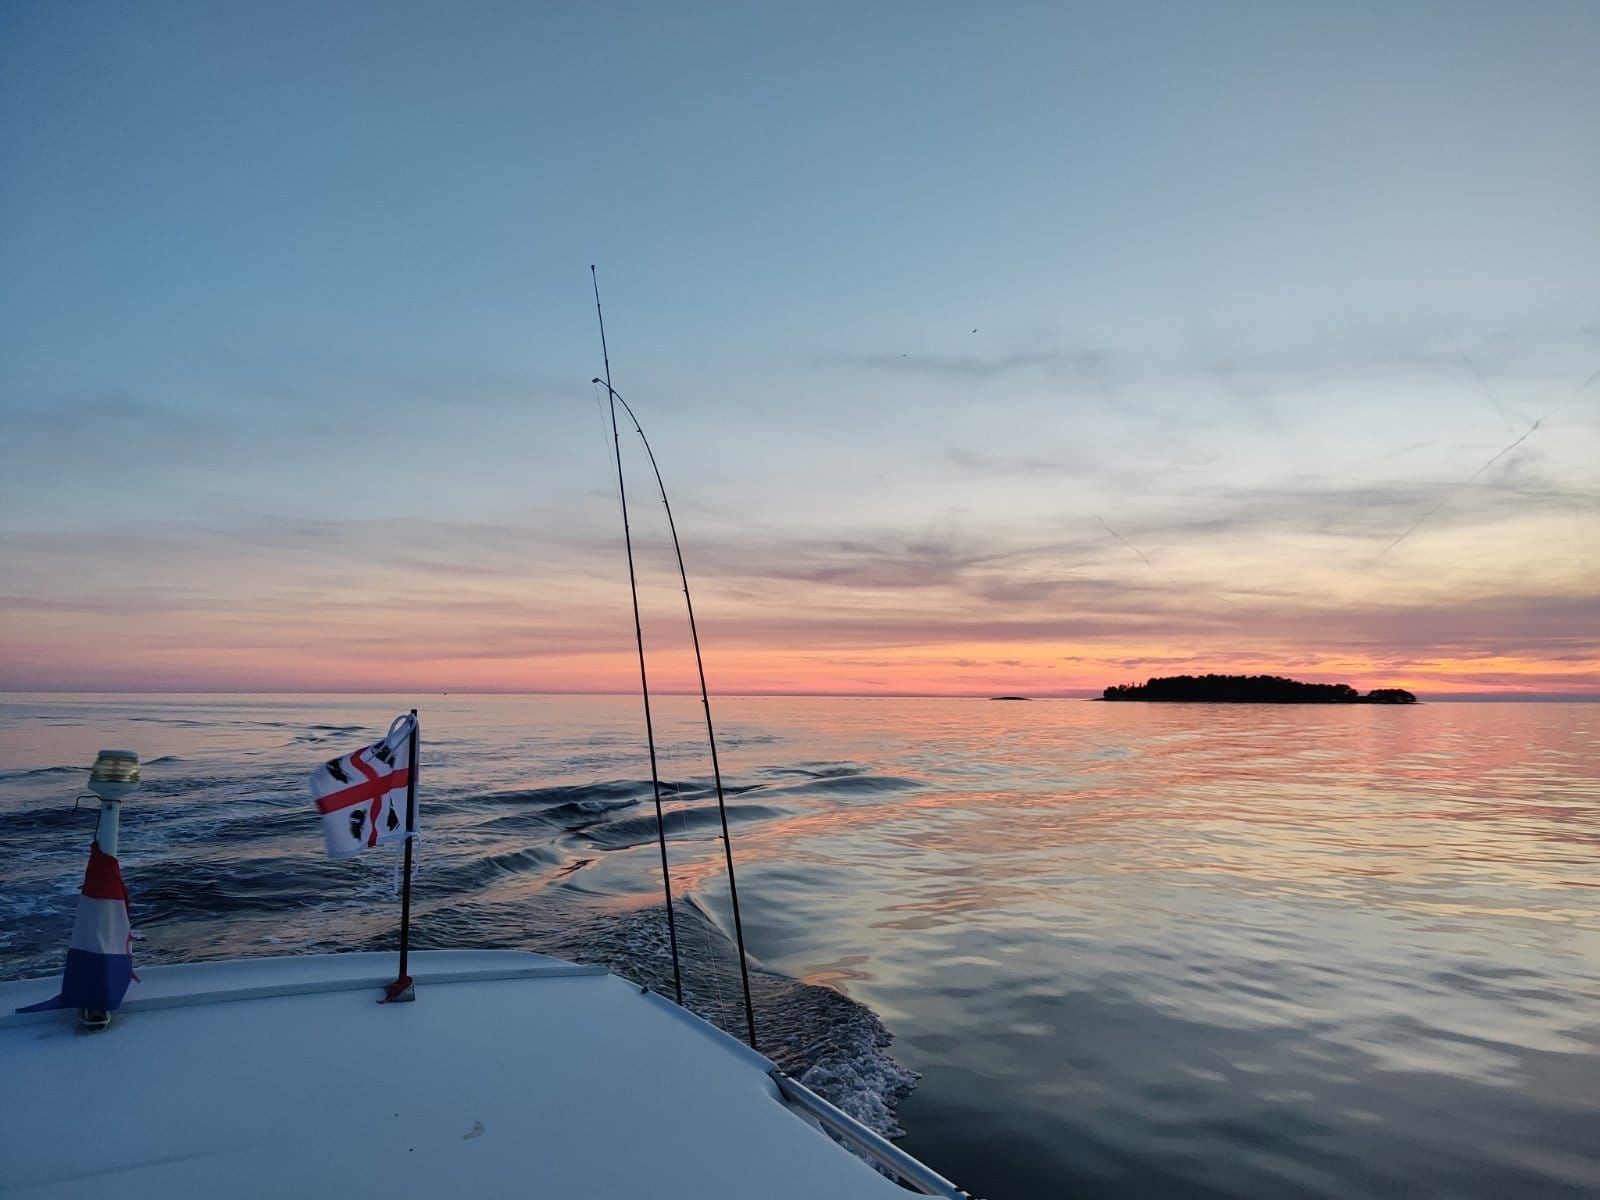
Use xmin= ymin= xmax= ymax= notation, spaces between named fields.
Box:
xmin=383 ymin=709 xmax=419 ymax=1004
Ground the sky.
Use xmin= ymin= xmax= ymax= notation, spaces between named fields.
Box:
xmin=2 ymin=1 xmax=1597 ymax=697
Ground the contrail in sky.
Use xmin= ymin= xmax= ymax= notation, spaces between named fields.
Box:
xmin=1093 ymin=514 xmax=1155 ymax=569
xmin=1379 ymin=365 xmax=1599 ymax=559
xmin=1459 ymin=351 xmax=1517 ymax=432
xmin=1378 ymin=419 xmax=1542 ymax=558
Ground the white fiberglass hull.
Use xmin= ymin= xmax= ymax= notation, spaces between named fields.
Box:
xmin=0 ymin=950 xmax=964 ymax=1199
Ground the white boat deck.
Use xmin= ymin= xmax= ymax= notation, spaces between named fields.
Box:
xmin=0 ymin=951 xmax=938 ymax=1199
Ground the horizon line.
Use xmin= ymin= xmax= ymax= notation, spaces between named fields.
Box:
xmin=1 ymin=688 xmax=1596 ymax=702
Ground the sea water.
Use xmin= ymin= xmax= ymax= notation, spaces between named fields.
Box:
xmin=2 ymin=694 xmax=1596 ymax=1198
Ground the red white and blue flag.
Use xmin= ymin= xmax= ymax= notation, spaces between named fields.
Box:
xmin=16 ymin=841 xmax=135 ymax=1014
xmin=311 ymin=713 xmax=417 ymax=858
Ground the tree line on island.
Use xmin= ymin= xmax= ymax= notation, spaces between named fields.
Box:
xmin=1101 ymin=674 xmax=1417 ymax=704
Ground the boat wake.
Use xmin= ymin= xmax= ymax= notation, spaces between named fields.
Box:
xmin=543 ymin=901 xmax=919 ymax=1138
xmin=0 ymin=756 xmax=922 ymax=1141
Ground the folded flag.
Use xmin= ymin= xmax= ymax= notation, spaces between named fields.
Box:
xmin=311 ymin=713 xmax=418 ymax=858
xmin=16 ymin=840 xmax=135 ymax=1014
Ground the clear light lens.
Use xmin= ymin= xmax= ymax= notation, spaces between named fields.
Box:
xmin=88 ymin=750 xmax=140 ymax=799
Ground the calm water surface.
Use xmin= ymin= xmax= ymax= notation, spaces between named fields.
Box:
xmin=2 ymin=695 xmax=1597 ymax=1198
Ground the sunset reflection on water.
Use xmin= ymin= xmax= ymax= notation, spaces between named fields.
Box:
xmin=693 ymin=698 xmax=1599 ymax=1197
xmin=2 ymin=694 xmax=1596 ymax=1198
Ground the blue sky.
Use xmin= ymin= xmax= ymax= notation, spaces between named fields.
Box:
xmin=2 ymin=2 xmax=1597 ymax=693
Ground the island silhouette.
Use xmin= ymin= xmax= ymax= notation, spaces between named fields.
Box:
xmin=1101 ymin=674 xmax=1417 ymax=704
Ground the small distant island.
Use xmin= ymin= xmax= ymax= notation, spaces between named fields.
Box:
xmin=989 ymin=695 xmax=1032 ymax=701
xmin=1101 ymin=674 xmax=1417 ymax=704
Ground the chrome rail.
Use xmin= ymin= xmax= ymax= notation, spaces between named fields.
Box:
xmin=769 ymin=1069 xmax=973 ymax=1198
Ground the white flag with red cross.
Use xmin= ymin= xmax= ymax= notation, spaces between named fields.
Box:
xmin=310 ymin=713 xmax=417 ymax=858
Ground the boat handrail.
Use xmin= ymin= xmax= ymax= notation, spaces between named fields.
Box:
xmin=769 ymin=1069 xmax=974 ymax=1199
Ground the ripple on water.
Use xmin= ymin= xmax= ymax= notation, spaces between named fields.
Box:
xmin=2 ymin=695 xmax=1597 ymax=1200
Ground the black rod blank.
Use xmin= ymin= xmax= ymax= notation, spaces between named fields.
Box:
xmin=603 ymin=382 xmax=760 ymax=1051
xmin=591 ymin=265 xmax=683 ymax=1005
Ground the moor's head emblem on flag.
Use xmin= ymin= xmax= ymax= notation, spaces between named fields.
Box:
xmin=310 ymin=713 xmax=418 ymax=859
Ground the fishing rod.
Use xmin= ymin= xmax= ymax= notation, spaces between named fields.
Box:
xmin=590 ymin=376 xmax=760 ymax=1052
xmin=591 ymin=265 xmax=683 ymax=1006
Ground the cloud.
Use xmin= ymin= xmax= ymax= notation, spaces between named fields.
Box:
xmin=4 ymin=323 xmax=1596 ymax=694
xmin=941 ymin=448 xmax=1092 ymax=477
xmin=828 ymin=348 xmax=1113 ymax=382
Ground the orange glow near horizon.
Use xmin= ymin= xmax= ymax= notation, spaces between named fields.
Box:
xmin=3 ymin=423 xmax=1595 ymax=698
xmin=5 ymin=619 xmax=1595 ymax=697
